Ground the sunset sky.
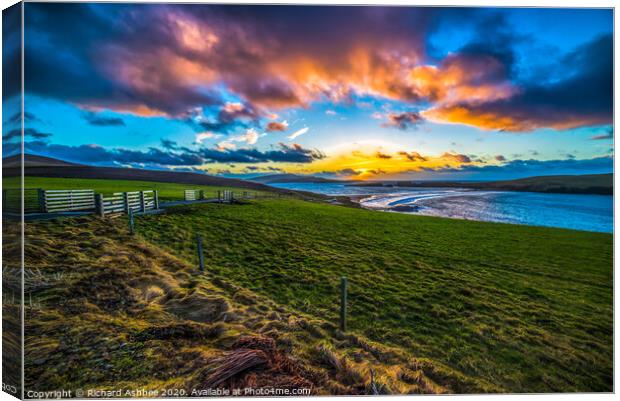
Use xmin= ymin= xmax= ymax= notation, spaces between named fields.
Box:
xmin=2 ymin=4 xmax=613 ymax=180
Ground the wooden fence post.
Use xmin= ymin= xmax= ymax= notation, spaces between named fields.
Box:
xmin=153 ymin=191 xmax=159 ymax=209
xmin=128 ymin=209 xmax=135 ymax=235
xmin=196 ymin=234 xmax=205 ymax=272
xmin=199 ymin=190 xmax=205 ymax=200
xmin=217 ymin=190 xmax=221 ymax=203
xmin=37 ymin=189 xmax=46 ymax=213
xmin=340 ymin=276 xmax=348 ymax=332
xmin=95 ymin=194 xmax=105 ymax=217
xmin=123 ymin=192 xmax=129 ymax=213
xmin=139 ymin=191 xmax=146 ymax=212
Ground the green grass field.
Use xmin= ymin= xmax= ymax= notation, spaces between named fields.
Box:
xmin=3 ymin=177 xmax=264 ymax=201
xmin=131 ymin=199 xmax=613 ymax=393
xmin=10 ymin=176 xmax=613 ymax=393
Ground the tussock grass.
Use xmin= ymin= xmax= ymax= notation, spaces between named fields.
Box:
xmin=17 ymin=216 xmax=447 ymax=394
xmin=134 ymin=199 xmax=612 ymax=393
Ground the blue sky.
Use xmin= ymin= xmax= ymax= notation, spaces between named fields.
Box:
xmin=2 ymin=4 xmax=613 ymax=180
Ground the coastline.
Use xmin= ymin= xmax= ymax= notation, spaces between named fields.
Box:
xmin=347 ymin=173 xmax=613 ymax=196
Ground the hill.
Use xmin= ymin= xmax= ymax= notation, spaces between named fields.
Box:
xmin=2 ymin=154 xmax=290 ymax=194
xmin=2 ymin=153 xmax=80 ymax=168
xmin=11 ymin=214 xmax=484 ymax=395
xmin=353 ymin=173 xmax=613 ymax=195
xmin=249 ymin=173 xmax=344 ymax=184
xmin=10 ymin=197 xmax=611 ymax=394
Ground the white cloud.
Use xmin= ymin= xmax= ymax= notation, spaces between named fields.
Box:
xmin=326 ymin=110 xmax=337 ymax=115
xmin=217 ymin=140 xmax=236 ymax=150
xmin=195 ymin=132 xmax=221 ymax=143
xmin=230 ymin=128 xmax=260 ymax=145
xmin=288 ymin=127 xmax=309 ymax=140
xmin=241 ymin=128 xmax=259 ymax=145
xmin=223 ymin=102 xmax=244 ymax=113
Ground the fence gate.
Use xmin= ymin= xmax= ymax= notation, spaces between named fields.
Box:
xmin=97 ymin=190 xmax=159 ymax=217
xmin=42 ymin=190 xmax=96 ymax=213
xmin=184 ymin=190 xmax=196 ymax=201
xmin=184 ymin=189 xmax=205 ymax=201
xmin=2 ymin=189 xmax=44 ymax=213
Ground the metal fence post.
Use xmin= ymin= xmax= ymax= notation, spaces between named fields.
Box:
xmin=95 ymin=194 xmax=105 ymax=217
xmin=340 ymin=276 xmax=348 ymax=332
xmin=196 ymin=234 xmax=205 ymax=272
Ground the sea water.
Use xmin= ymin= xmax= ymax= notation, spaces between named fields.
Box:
xmin=269 ymin=182 xmax=613 ymax=233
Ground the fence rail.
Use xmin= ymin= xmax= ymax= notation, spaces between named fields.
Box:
xmin=97 ymin=190 xmax=159 ymax=217
xmin=2 ymin=188 xmax=43 ymax=213
xmin=43 ymin=189 xmax=96 ymax=213
xmin=4 ymin=186 xmax=283 ymax=217
xmin=184 ymin=189 xmax=205 ymax=201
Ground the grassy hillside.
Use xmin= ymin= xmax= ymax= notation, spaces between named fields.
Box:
xmin=16 ymin=217 xmax=480 ymax=395
xmin=355 ymin=173 xmax=613 ymax=195
xmin=3 ymin=154 xmax=293 ymax=194
xmin=3 ymin=177 xmax=266 ymax=201
xmin=132 ymin=199 xmax=612 ymax=393
xmin=249 ymin=173 xmax=343 ymax=184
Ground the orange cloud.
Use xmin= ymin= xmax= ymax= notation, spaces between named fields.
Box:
xmin=266 ymin=121 xmax=289 ymax=132
xmin=422 ymin=104 xmax=610 ymax=132
xmin=76 ymin=7 xmax=610 ymax=133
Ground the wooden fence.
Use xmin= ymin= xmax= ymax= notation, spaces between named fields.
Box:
xmin=3 ymin=188 xmax=43 ymax=213
xmin=218 ymin=190 xmax=235 ymax=203
xmin=3 ymin=186 xmax=277 ymax=217
xmin=184 ymin=189 xmax=205 ymax=201
xmin=96 ymin=190 xmax=159 ymax=217
xmin=42 ymin=189 xmax=96 ymax=213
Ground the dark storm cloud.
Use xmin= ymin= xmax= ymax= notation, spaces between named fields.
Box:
xmin=425 ymin=35 xmax=613 ymax=131
xmin=23 ymin=4 xmax=431 ymax=116
xmin=434 ymin=156 xmax=612 ymax=175
xmin=82 ymin=111 xmax=125 ymax=126
xmin=19 ymin=139 xmax=325 ymax=167
xmin=591 ymin=128 xmax=613 ymax=140
xmin=2 ymin=3 xmax=21 ymax=102
xmin=160 ymin=138 xmax=179 ymax=150
xmin=20 ymin=4 xmax=613 ymax=133
xmin=185 ymin=103 xmax=262 ymax=134
xmin=398 ymin=151 xmax=427 ymax=162
xmin=21 ymin=140 xmax=203 ymax=166
xmin=382 ymin=112 xmax=424 ymax=130
xmin=200 ymin=143 xmax=325 ymax=163
xmin=3 ymin=128 xmax=53 ymax=141
xmin=4 ymin=112 xmax=41 ymax=125
xmin=24 ymin=3 xmax=221 ymax=116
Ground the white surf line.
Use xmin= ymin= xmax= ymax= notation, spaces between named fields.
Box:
xmin=359 ymin=190 xmax=497 ymax=210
